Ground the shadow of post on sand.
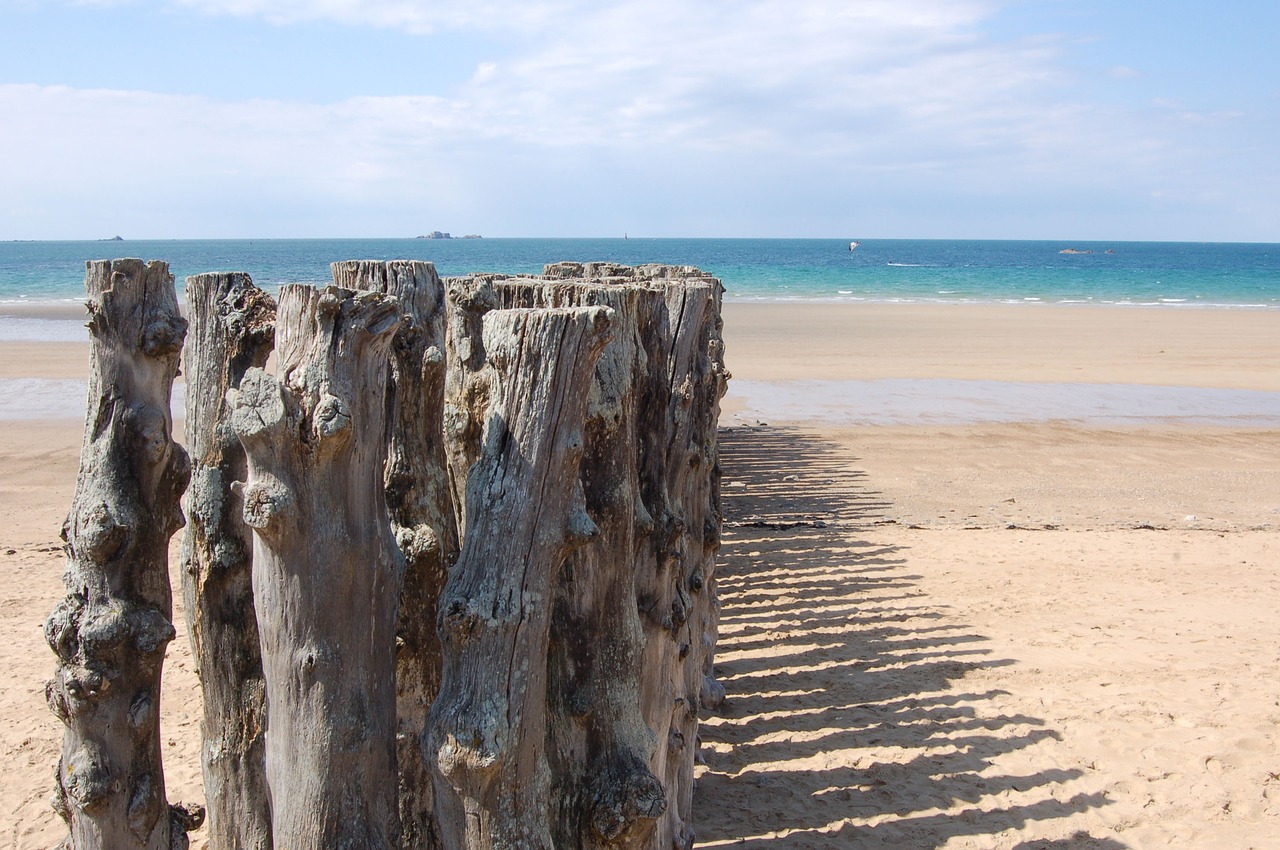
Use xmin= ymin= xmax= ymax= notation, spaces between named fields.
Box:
xmin=694 ymin=426 xmax=1121 ymax=849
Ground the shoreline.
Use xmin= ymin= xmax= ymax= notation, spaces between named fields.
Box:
xmin=5 ymin=295 xmax=1280 ymax=318
xmin=8 ymin=300 xmax=1280 ymax=418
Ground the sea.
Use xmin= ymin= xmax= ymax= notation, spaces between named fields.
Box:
xmin=1 ymin=238 xmax=1277 ymax=309
xmin=3 ymin=238 xmax=1278 ymax=424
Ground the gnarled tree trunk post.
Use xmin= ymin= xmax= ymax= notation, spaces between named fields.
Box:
xmin=488 ymin=278 xmax=669 ymax=849
xmin=331 ymin=260 xmax=459 ymax=850
xmin=452 ymin=266 xmax=729 ymax=850
xmin=226 ymin=284 xmax=403 ymax=849
xmin=661 ymin=279 xmax=727 ymax=850
xmin=538 ymin=266 xmax=729 ymax=850
xmin=429 ymin=306 xmax=614 ymax=850
xmin=180 ymin=272 xmax=276 ymax=850
xmin=546 ymin=286 xmax=669 ymax=850
xmin=633 ymin=278 xmax=723 ymax=850
xmin=44 ymin=258 xmax=202 ymax=850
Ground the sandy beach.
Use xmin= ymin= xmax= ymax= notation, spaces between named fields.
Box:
xmin=3 ymin=302 xmax=1279 ymax=848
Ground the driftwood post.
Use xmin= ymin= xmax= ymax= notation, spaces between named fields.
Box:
xmin=488 ymin=278 xmax=669 ymax=848
xmin=226 ymin=284 xmax=403 ymax=849
xmin=443 ymin=265 xmax=728 ymax=850
xmin=547 ymin=285 xmax=669 ymax=849
xmin=649 ymin=279 xmax=725 ymax=850
xmin=429 ymin=306 xmax=614 ymax=850
xmin=537 ymin=266 xmax=728 ymax=850
xmin=180 ymin=272 xmax=276 ymax=850
xmin=44 ymin=259 xmax=203 ymax=849
xmin=331 ymin=260 xmax=459 ymax=849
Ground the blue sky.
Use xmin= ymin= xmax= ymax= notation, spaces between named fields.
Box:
xmin=2 ymin=0 xmax=1277 ymax=240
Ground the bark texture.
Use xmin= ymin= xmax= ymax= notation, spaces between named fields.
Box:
xmin=643 ymin=278 xmax=727 ymax=850
xmin=544 ymin=266 xmax=729 ymax=850
xmin=179 ymin=272 xmax=276 ymax=850
xmin=44 ymin=259 xmax=202 ymax=850
xmin=331 ymin=260 xmax=459 ymax=850
xmin=440 ymin=277 xmax=499 ymax=538
xmin=226 ymin=284 xmax=403 ymax=850
xmin=429 ymin=305 xmax=615 ymax=850
xmin=487 ymin=279 xmax=669 ymax=849
xmin=439 ymin=264 xmax=727 ymax=850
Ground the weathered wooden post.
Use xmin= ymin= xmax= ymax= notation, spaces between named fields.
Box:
xmin=331 ymin=260 xmax=459 ymax=849
xmin=488 ymin=277 xmax=670 ymax=848
xmin=429 ymin=305 xmax=614 ymax=850
xmin=443 ymin=265 xmax=729 ymax=850
xmin=650 ymin=278 xmax=726 ymax=850
xmin=180 ymin=272 xmax=276 ymax=850
xmin=44 ymin=259 xmax=203 ymax=849
xmin=226 ymin=284 xmax=403 ymax=849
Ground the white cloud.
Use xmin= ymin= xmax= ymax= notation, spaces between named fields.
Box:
xmin=0 ymin=83 xmax=484 ymax=235
xmin=3 ymin=0 xmax=1276 ymax=238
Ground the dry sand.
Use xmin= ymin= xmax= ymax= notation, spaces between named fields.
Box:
xmin=3 ymin=302 xmax=1279 ymax=849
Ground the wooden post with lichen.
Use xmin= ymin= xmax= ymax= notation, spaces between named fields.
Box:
xmin=44 ymin=259 xmax=203 ymax=850
xmin=488 ymin=277 xmax=670 ymax=848
xmin=428 ymin=305 xmax=614 ymax=850
xmin=636 ymin=278 xmax=727 ymax=850
xmin=438 ymin=265 xmax=728 ymax=850
xmin=226 ymin=284 xmax=403 ymax=849
xmin=180 ymin=272 xmax=276 ymax=850
xmin=331 ymin=260 xmax=459 ymax=850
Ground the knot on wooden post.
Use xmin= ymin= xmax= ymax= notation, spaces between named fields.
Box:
xmin=589 ymin=765 xmax=668 ymax=843
xmin=227 ymin=368 xmax=287 ymax=445
xmin=312 ymin=392 xmax=353 ymax=442
xmin=61 ymin=741 xmax=116 ymax=811
xmin=233 ymin=480 xmax=293 ymax=533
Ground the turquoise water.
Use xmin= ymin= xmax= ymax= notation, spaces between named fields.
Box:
xmin=1 ymin=238 xmax=1277 ymax=308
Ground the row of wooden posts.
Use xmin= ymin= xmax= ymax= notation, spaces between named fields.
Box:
xmin=45 ymin=258 xmax=728 ymax=850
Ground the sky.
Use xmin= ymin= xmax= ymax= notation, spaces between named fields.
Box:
xmin=1 ymin=0 xmax=1277 ymax=240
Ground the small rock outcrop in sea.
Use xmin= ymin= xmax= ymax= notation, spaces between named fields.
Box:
xmin=418 ymin=231 xmax=452 ymax=239
xmin=1059 ymin=248 xmax=1094 ymax=255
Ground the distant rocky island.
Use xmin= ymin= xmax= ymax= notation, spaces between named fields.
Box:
xmin=1059 ymin=247 xmax=1117 ymax=255
xmin=416 ymin=232 xmax=482 ymax=240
